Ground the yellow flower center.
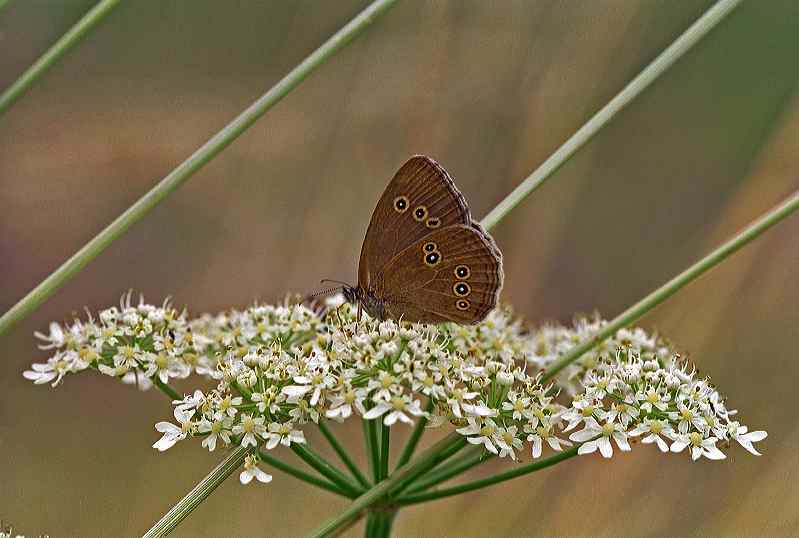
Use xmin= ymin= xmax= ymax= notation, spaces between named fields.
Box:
xmin=480 ymin=424 xmax=496 ymax=437
xmin=391 ymin=396 xmax=406 ymax=411
xmin=601 ymin=423 xmax=615 ymax=436
xmin=581 ymin=405 xmax=595 ymax=417
xmin=242 ymin=417 xmax=255 ymax=433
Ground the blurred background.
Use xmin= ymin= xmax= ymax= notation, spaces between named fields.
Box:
xmin=2 ymin=1 xmax=798 ymax=536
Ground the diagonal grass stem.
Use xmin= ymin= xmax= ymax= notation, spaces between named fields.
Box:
xmin=0 ymin=0 xmax=121 ymax=117
xmin=480 ymin=0 xmax=743 ymax=232
xmin=0 ymin=0 xmax=398 ymax=339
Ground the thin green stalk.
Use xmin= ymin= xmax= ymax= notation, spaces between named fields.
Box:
xmin=395 ymin=399 xmax=433 ymax=468
xmin=396 ymin=445 xmax=581 ymax=506
xmin=367 ymin=419 xmax=381 ymax=483
xmin=318 ymin=420 xmax=371 ymax=488
xmin=291 ymin=443 xmax=363 ymax=497
xmin=0 ymin=0 xmax=121 ymax=117
xmin=258 ymin=451 xmax=352 ymax=498
xmin=379 ymin=421 xmax=390 ymax=481
xmin=309 ymin=433 xmax=467 ymax=538
xmin=543 ymin=188 xmax=799 ymax=382
xmin=364 ymin=513 xmax=377 ymax=537
xmin=152 ymin=377 xmax=181 ymax=401
xmin=480 ymin=0 xmax=743 ymax=232
xmin=404 ymin=446 xmax=488 ymax=494
xmin=143 ymin=445 xmax=249 ymax=538
xmin=0 ymin=0 xmax=399 ymax=339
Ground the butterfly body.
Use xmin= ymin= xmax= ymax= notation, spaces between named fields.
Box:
xmin=343 ymin=155 xmax=503 ymax=325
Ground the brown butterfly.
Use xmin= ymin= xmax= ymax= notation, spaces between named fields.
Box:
xmin=323 ymin=155 xmax=503 ymax=324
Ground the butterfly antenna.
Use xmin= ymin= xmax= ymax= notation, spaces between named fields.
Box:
xmin=305 ymin=285 xmax=343 ymax=300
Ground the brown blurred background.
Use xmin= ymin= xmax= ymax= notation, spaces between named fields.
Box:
xmin=2 ymin=1 xmax=798 ymax=536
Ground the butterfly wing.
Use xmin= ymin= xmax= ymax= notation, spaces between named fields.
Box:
xmin=374 ymin=223 xmax=503 ymax=324
xmin=358 ymin=156 xmax=471 ymax=290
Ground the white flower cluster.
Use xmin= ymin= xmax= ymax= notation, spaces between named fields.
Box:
xmin=23 ymin=292 xmax=218 ymax=390
xmin=26 ymin=295 xmax=767 ymax=485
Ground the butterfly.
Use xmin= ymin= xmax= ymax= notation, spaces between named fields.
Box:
xmin=321 ymin=155 xmax=503 ymax=324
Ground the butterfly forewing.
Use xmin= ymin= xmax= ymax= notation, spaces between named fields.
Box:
xmin=357 ymin=156 xmax=471 ymax=290
xmin=376 ymin=224 xmax=503 ymax=324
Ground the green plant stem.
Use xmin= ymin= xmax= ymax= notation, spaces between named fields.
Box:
xmin=366 ymin=419 xmax=381 ymax=483
xmin=143 ymin=445 xmax=249 ymax=538
xmin=258 ymin=451 xmax=352 ymax=498
xmin=309 ymin=433 xmax=467 ymax=538
xmin=543 ymin=188 xmax=799 ymax=382
xmin=404 ymin=446 xmax=489 ymax=494
xmin=152 ymin=377 xmax=181 ymax=401
xmin=291 ymin=443 xmax=363 ymax=498
xmin=479 ymin=0 xmax=743 ymax=232
xmin=0 ymin=0 xmax=399 ymax=339
xmin=395 ymin=399 xmax=433 ymax=469
xmin=318 ymin=420 xmax=371 ymax=488
xmin=379 ymin=421 xmax=390 ymax=481
xmin=0 ymin=0 xmax=121 ymax=117
xmin=396 ymin=445 xmax=581 ymax=506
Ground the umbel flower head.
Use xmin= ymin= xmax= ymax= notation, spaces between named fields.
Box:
xmin=26 ymin=294 xmax=767 ymax=486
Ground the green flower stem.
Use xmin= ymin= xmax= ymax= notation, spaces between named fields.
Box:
xmin=152 ymin=377 xmax=181 ymax=401
xmin=318 ymin=420 xmax=371 ymax=489
xmin=143 ymin=445 xmax=250 ymax=538
xmin=404 ymin=446 xmax=489 ymax=494
xmin=0 ymin=0 xmax=121 ymax=117
xmin=479 ymin=0 xmax=743 ymax=232
xmin=366 ymin=419 xmax=381 ymax=483
xmin=379 ymin=421 xmax=390 ymax=481
xmin=309 ymin=433 xmax=467 ymax=538
xmin=291 ymin=443 xmax=363 ymax=498
xmin=396 ymin=444 xmax=581 ymax=506
xmin=543 ymin=188 xmax=799 ymax=382
xmin=364 ymin=513 xmax=377 ymax=537
xmin=0 ymin=0 xmax=399 ymax=339
xmin=395 ymin=399 xmax=433 ymax=469
xmin=258 ymin=450 xmax=352 ymax=498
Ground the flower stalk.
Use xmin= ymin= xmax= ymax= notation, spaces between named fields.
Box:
xmin=396 ymin=444 xmax=582 ymax=506
xmin=142 ymin=445 xmax=250 ymax=538
xmin=318 ymin=420 xmax=371 ymax=489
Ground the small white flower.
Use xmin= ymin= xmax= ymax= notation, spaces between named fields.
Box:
xmin=233 ymin=414 xmax=267 ymax=448
xmin=174 ymin=390 xmax=205 ymax=421
xmin=363 ymin=395 xmax=425 ymax=426
xmin=264 ymin=422 xmax=306 ymax=450
xmin=727 ymin=422 xmax=767 ymax=456
xmin=629 ymin=418 xmax=674 ymax=452
xmin=240 ymin=454 xmax=272 ymax=485
xmin=326 ymin=387 xmax=366 ymax=422
xmin=152 ymin=408 xmax=195 ymax=451
xmin=456 ymin=417 xmax=500 ymax=454
xmin=670 ymin=431 xmax=726 ymax=461
xmin=23 ymin=355 xmax=71 ymax=386
xmin=669 ymin=403 xmax=706 ymax=434
xmin=34 ymin=322 xmax=66 ymax=349
xmin=496 ymin=425 xmax=524 ymax=460
xmin=570 ymin=417 xmax=630 ymax=458
xmin=524 ymin=421 xmax=571 ymax=458
xmin=198 ymin=413 xmax=234 ymax=451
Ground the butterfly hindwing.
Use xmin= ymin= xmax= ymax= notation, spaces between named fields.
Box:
xmin=375 ymin=224 xmax=503 ymax=324
xmin=357 ymin=156 xmax=471 ymax=290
